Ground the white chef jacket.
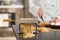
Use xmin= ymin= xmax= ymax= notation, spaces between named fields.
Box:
xmin=29 ymin=0 xmax=60 ymax=22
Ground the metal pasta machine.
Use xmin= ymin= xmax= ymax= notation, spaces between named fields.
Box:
xmin=19 ymin=17 xmax=38 ymax=34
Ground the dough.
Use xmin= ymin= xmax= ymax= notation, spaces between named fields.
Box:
xmin=37 ymin=27 xmax=50 ymax=32
xmin=20 ymin=24 xmax=35 ymax=38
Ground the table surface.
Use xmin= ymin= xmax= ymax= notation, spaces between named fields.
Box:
xmin=19 ymin=30 xmax=60 ymax=40
xmin=13 ymin=25 xmax=60 ymax=40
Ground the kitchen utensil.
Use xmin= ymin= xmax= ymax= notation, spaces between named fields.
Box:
xmin=41 ymin=16 xmax=45 ymax=22
xmin=3 ymin=19 xmax=18 ymax=23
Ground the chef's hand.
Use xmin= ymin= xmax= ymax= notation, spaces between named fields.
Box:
xmin=38 ymin=8 xmax=44 ymax=18
xmin=52 ymin=17 xmax=60 ymax=23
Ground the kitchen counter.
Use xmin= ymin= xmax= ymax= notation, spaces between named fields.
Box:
xmin=19 ymin=30 xmax=60 ymax=40
xmin=13 ymin=25 xmax=60 ymax=40
xmin=0 ymin=5 xmax=24 ymax=8
xmin=0 ymin=27 xmax=16 ymax=40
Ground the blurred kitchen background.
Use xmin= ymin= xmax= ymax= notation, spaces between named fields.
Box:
xmin=0 ymin=0 xmax=33 ymax=40
xmin=0 ymin=0 xmax=33 ymax=24
xmin=1 ymin=0 xmax=60 ymax=40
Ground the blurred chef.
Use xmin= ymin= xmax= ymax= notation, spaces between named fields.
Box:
xmin=29 ymin=0 xmax=60 ymax=22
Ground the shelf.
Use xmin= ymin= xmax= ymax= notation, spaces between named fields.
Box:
xmin=0 ymin=5 xmax=24 ymax=8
